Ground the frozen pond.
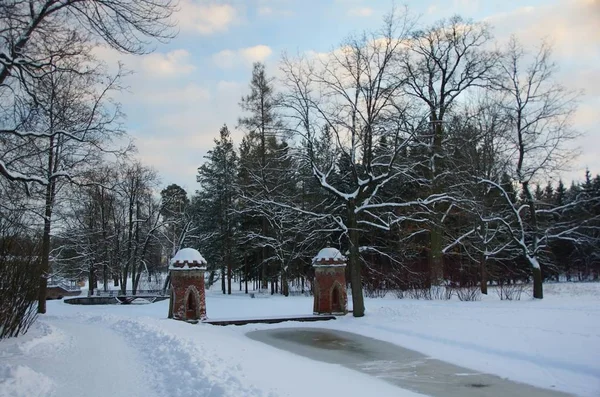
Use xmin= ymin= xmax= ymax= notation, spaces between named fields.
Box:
xmin=247 ymin=328 xmax=572 ymax=397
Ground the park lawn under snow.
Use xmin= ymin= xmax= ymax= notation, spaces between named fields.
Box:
xmin=0 ymin=283 xmax=599 ymax=397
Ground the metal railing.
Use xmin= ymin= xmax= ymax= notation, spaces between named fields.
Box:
xmin=92 ymin=289 xmax=167 ymax=297
xmin=48 ymin=279 xmax=81 ymax=292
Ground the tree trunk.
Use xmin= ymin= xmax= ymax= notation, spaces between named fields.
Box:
xmin=523 ymin=182 xmax=543 ymax=300
xmin=227 ymin=262 xmax=232 ymax=295
xmin=38 ymin=178 xmax=56 ymax=314
xmin=244 ymin=254 xmax=248 ymax=294
xmin=282 ymin=280 xmax=289 ymax=297
xmin=133 ymin=270 xmax=142 ymax=295
xmin=429 ymin=116 xmax=445 ymax=287
xmin=162 ymin=273 xmax=171 ymax=294
xmin=532 ymin=266 xmax=543 ymax=299
xmin=221 ymin=264 xmax=226 ymax=294
xmin=261 ymin=244 xmax=268 ymax=290
xmin=347 ymin=204 xmax=365 ymax=317
xmin=282 ymin=268 xmax=289 ymax=297
xmin=103 ymin=264 xmax=108 ymax=292
xmin=88 ymin=268 xmax=95 ymax=296
xmin=429 ymin=225 xmax=444 ymax=286
xmin=244 ymin=251 xmax=248 ymax=293
xmin=480 ymin=253 xmax=487 ymax=295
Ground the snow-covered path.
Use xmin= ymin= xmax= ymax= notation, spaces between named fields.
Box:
xmin=1 ymin=283 xmax=598 ymax=397
xmin=1 ymin=307 xmax=422 ymax=397
xmin=1 ymin=317 xmax=159 ymax=397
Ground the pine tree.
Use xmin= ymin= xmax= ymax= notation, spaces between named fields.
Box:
xmin=534 ymin=184 xmax=544 ymax=201
xmin=160 ymin=184 xmax=190 ymax=257
xmin=237 ymin=62 xmax=285 ymax=291
xmin=555 ymin=180 xmax=567 ymax=206
xmin=543 ymin=182 xmax=555 ymax=204
xmin=196 ymin=125 xmax=239 ymax=294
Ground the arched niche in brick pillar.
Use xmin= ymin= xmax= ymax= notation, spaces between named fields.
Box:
xmin=169 ymin=248 xmax=207 ymax=322
xmin=312 ymin=248 xmax=348 ymax=316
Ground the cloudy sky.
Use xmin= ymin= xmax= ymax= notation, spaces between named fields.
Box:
xmin=98 ymin=0 xmax=600 ymax=193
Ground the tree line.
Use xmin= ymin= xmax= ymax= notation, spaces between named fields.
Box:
xmin=191 ymin=11 xmax=599 ymax=316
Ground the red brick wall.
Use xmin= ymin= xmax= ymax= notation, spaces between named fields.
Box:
xmin=313 ymin=266 xmax=347 ymax=315
xmin=170 ymin=270 xmax=206 ymax=321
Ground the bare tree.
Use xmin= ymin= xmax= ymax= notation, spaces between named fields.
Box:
xmin=0 ymin=0 xmax=176 ymax=183
xmin=57 ymin=160 xmax=166 ymax=295
xmin=401 ymin=15 xmax=498 ymax=286
xmin=278 ymin=11 xmax=451 ymax=316
xmin=478 ymin=38 xmax=582 ymax=298
xmin=115 ymin=160 xmax=162 ymax=294
xmin=1 ymin=0 xmax=175 ymax=313
xmin=6 ymin=50 xmax=127 ymax=312
xmin=438 ymin=96 xmax=516 ymax=294
xmin=0 ymin=181 xmax=39 ymax=338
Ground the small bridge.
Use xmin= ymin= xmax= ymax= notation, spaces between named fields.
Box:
xmin=47 ymin=278 xmax=82 ymax=300
xmin=203 ymin=314 xmax=336 ymax=326
xmin=93 ymin=289 xmax=169 ymax=304
xmin=65 ymin=289 xmax=169 ymax=305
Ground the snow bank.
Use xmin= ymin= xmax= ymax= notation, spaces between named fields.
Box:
xmin=0 ymin=365 xmax=54 ymax=397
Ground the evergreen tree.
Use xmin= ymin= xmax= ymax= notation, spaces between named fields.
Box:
xmin=237 ymin=62 xmax=286 ymax=291
xmin=555 ymin=180 xmax=567 ymax=206
xmin=534 ymin=184 xmax=544 ymax=201
xmin=543 ymin=182 xmax=555 ymax=204
xmin=160 ymin=184 xmax=190 ymax=257
xmin=196 ymin=125 xmax=239 ymax=294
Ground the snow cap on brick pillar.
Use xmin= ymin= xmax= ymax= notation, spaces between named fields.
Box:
xmin=312 ymin=248 xmax=348 ymax=315
xmin=169 ymin=248 xmax=207 ymax=321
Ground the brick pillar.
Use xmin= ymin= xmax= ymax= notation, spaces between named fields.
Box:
xmin=169 ymin=248 xmax=207 ymax=321
xmin=313 ymin=248 xmax=348 ymax=315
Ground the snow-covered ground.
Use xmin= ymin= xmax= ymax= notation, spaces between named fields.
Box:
xmin=1 ymin=283 xmax=598 ymax=397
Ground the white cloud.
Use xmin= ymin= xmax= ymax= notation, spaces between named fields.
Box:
xmin=240 ymin=45 xmax=273 ymax=64
xmin=258 ymin=6 xmax=273 ymax=15
xmin=212 ymin=45 xmax=273 ymax=68
xmin=177 ymin=1 xmax=238 ymax=35
xmin=94 ymin=47 xmax=196 ymax=78
xmin=140 ymin=50 xmax=196 ymax=77
xmin=141 ymin=84 xmax=210 ymax=105
xmin=347 ymin=7 xmax=373 ymax=17
xmin=486 ymin=0 xmax=599 ymax=55
xmin=212 ymin=49 xmax=237 ymax=69
xmin=257 ymin=2 xmax=294 ymax=17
